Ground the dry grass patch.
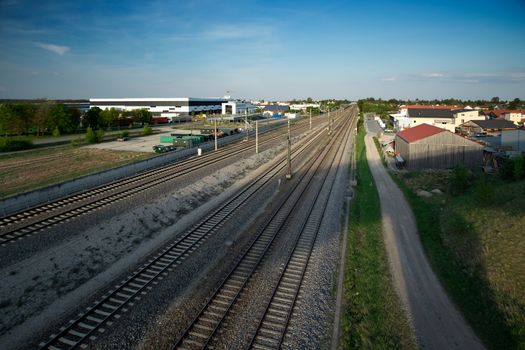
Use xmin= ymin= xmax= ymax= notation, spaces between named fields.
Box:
xmin=0 ymin=147 xmax=151 ymax=197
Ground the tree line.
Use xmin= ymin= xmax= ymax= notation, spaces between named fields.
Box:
xmin=0 ymin=102 xmax=152 ymax=137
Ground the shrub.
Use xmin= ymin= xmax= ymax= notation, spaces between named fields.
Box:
xmin=52 ymin=126 xmax=61 ymax=137
xmin=96 ymin=129 xmax=105 ymax=142
xmin=499 ymin=155 xmax=525 ymax=181
xmin=143 ymin=124 xmax=152 ymax=136
xmin=0 ymin=137 xmax=34 ymax=152
xmin=513 ymin=155 xmax=524 ymax=180
xmin=451 ymin=165 xmax=470 ymax=195
xmin=499 ymin=158 xmax=515 ymax=181
xmin=85 ymin=127 xmax=98 ymax=143
xmin=120 ymin=130 xmax=129 ymax=138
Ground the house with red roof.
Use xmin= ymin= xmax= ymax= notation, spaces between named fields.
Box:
xmin=395 ymin=123 xmax=483 ymax=170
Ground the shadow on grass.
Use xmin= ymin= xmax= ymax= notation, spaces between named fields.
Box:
xmin=393 ymin=173 xmax=524 ymax=349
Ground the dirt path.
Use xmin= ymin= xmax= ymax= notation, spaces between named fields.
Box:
xmin=363 ymin=127 xmax=484 ymax=349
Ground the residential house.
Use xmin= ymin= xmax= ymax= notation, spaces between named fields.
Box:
xmin=501 ymin=111 xmax=525 ymax=125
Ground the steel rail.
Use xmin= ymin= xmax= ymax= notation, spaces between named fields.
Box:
xmin=37 ymin=116 xmax=330 ymax=350
xmin=172 ymin=111 xmax=354 ymax=350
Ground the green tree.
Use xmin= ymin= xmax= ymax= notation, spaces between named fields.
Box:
xmin=33 ymin=103 xmax=51 ymax=136
xmin=100 ymin=108 xmax=119 ymax=128
xmin=132 ymin=108 xmax=152 ymax=125
xmin=49 ymin=103 xmax=71 ymax=133
xmin=0 ymin=103 xmax=16 ymax=136
xmin=490 ymin=96 xmax=500 ymax=105
xmin=85 ymin=107 xmax=101 ymax=129
xmin=508 ymin=98 xmax=521 ymax=110
xmin=12 ymin=103 xmax=34 ymax=135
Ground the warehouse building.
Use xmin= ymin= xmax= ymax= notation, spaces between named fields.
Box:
xmin=395 ymin=123 xmax=483 ymax=170
xmin=89 ymin=98 xmax=227 ymax=118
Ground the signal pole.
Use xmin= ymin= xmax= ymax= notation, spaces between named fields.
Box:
xmin=286 ymin=118 xmax=292 ymax=179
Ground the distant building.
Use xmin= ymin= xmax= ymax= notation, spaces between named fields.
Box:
xmin=395 ymin=123 xmax=483 ymax=170
xmin=407 ymin=108 xmax=455 ymax=131
xmin=501 ymin=110 xmax=525 ymax=125
xmin=459 ymin=119 xmax=517 ymax=136
xmin=263 ymin=105 xmax=290 ymax=117
xmin=89 ymin=98 xmax=227 ymax=119
xmin=289 ymin=103 xmax=320 ymax=111
xmin=221 ymin=101 xmax=258 ymax=115
xmin=391 ymin=107 xmax=484 ymax=132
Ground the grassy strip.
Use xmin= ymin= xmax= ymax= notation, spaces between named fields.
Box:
xmin=0 ymin=148 xmax=152 ymax=197
xmin=372 ymin=136 xmax=386 ymax=167
xmin=391 ymin=174 xmax=522 ymax=349
xmin=342 ymin=123 xmax=415 ymax=349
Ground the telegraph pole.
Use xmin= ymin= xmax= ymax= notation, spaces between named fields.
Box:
xmin=214 ymin=117 xmax=218 ymax=151
xmin=245 ymin=110 xmax=249 ymax=142
xmin=286 ymin=118 xmax=292 ymax=179
xmin=328 ymin=109 xmax=331 ymax=136
xmin=255 ymin=120 xmax=259 ymax=154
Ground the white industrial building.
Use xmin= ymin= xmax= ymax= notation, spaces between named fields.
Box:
xmin=221 ymin=101 xmax=258 ymax=115
xmin=89 ymin=98 xmax=227 ymax=117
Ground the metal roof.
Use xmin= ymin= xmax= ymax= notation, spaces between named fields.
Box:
xmin=263 ymin=105 xmax=290 ymax=112
xmin=470 ymin=119 xmax=517 ymax=130
xmin=407 ymin=108 xmax=453 ymax=118
xmin=396 ymin=123 xmax=446 ymax=143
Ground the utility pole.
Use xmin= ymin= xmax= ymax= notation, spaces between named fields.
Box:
xmin=214 ymin=117 xmax=218 ymax=151
xmin=286 ymin=118 xmax=292 ymax=179
xmin=245 ymin=110 xmax=249 ymax=142
xmin=255 ymin=120 xmax=259 ymax=154
xmin=328 ymin=109 xmax=331 ymax=136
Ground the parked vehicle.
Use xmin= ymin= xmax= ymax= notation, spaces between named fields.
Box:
xmin=153 ymin=145 xmax=177 ymax=153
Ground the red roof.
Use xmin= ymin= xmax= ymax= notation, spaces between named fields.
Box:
xmin=396 ymin=123 xmax=446 ymax=143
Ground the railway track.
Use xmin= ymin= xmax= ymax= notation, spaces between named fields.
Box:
xmin=36 ymin=114 xmax=337 ymax=350
xmin=0 ymin=117 xmax=324 ymax=246
xmin=249 ymin=110 xmax=357 ymax=350
xmin=172 ymin=109 xmax=355 ymax=349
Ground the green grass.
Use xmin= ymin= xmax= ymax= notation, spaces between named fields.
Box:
xmin=391 ymin=171 xmax=525 ymax=349
xmin=372 ymin=136 xmax=386 ymax=167
xmin=0 ymin=147 xmax=152 ymax=197
xmin=342 ymin=122 xmax=415 ymax=349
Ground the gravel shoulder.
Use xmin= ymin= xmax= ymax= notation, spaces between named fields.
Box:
xmin=0 ymin=142 xmax=287 ymax=349
xmin=364 ymin=122 xmax=485 ymax=349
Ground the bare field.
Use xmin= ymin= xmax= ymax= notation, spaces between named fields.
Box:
xmin=0 ymin=147 xmax=151 ymax=198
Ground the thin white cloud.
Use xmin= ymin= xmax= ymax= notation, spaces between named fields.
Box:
xmin=36 ymin=43 xmax=70 ymax=55
xmin=422 ymin=72 xmax=445 ymax=78
xmin=382 ymin=76 xmax=397 ymax=81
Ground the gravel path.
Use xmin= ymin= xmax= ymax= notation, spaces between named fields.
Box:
xmin=364 ymin=123 xmax=485 ymax=350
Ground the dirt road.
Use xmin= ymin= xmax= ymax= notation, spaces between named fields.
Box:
xmin=364 ymin=128 xmax=484 ymax=349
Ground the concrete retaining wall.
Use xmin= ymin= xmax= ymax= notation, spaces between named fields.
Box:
xmin=0 ymin=122 xmax=282 ymax=216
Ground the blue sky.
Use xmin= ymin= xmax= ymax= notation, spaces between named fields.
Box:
xmin=0 ymin=0 xmax=524 ymax=100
